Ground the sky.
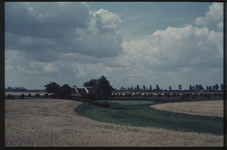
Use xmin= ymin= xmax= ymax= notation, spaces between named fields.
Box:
xmin=5 ymin=2 xmax=223 ymax=90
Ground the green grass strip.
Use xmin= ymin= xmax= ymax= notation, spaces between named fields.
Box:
xmin=76 ymin=102 xmax=223 ymax=136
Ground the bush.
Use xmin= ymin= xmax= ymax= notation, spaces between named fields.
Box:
xmin=44 ymin=94 xmax=48 ymax=98
xmin=7 ymin=94 xmax=15 ymax=99
xmin=20 ymin=94 xmax=25 ymax=99
xmin=35 ymin=93 xmax=40 ymax=97
xmin=28 ymin=93 xmax=32 ymax=97
xmin=11 ymin=95 xmax=15 ymax=99
xmin=7 ymin=94 xmax=11 ymax=99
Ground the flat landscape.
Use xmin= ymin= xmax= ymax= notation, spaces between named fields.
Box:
xmin=151 ymin=100 xmax=223 ymax=117
xmin=5 ymin=98 xmax=223 ymax=146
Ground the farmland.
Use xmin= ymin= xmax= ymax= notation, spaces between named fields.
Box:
xmin=77 ymin=100 xmax=223 ymax=136
xmin=5 ymin=94 xmax=224 ymax=146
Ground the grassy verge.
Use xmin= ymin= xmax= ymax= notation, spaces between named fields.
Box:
xmin=76 ymin=101 xmax=223 ymax=136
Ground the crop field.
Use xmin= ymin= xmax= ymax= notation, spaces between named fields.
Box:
xmin=5 ymin=98 xmax=223 ymax=147
xmin=150 ymin=100 xmax=223 ymax=117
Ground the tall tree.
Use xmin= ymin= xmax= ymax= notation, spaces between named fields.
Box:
xmin=179 ymin=85 xmax=182 ymax=90
xmin=209 ymin=86 xmax=212 ymax=91
xmin=44 ymin=82 xmax=60 ymax=97
xmin=136 ymin=85 xmax=139 ymax=90
xmin=215 ymin=84 xmax=219 ymax=91
xmin=149 ymin=85 xmax=152 ymax=90
xmin=58 ymin=84 xmax=71 ymax=99
xmin=169 ymin=86 xmax=172 ymax=91
xmin=195 ymin=84 xmax=198 ymax=91
xmin=93 ymin=75 xmax=113 ymax=103
xmin=143 ymin=85 xmax=146 ymax=91
xmin=156 ymin=84 xmax=159 ymax=91
xmin=221 ymin=84 xmax=224 ymax=91
xmin=189 ymin=85 xmax=192 ymax=91
xmin=83 ymin=79 xmax=98 ymax=87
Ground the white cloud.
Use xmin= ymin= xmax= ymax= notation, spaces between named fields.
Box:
xmin=121 ymin=25 xmax=222 ymax=73
xmin=76 ymin=70 xmax=88 ymax=78
xmin=5 ymin=2 xmax=123 ymax=59
xmin=217 ymin=22 xmax=223 ymax=29
xmin=5 ymin=2 xmax=223 ymax=90
xmin=195 ymin=3 xmax=223 ymax=27
xmin=91 ymin=9 xmax=122 ymax=34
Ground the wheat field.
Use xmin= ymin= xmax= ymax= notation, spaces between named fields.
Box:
xmin=150 ymin=100 xmax=223 ymax=117
xmin=5 ymin=99 xmax=223 ymax=147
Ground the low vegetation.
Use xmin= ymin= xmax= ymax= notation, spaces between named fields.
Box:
xmin=76 ymin=100 xmax=223 ymax=136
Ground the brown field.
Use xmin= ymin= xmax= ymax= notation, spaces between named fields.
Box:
xmin=5 ymin=99 xmax=223 ymax=147
xmin=150 ymin=100 xmax=223 ymax=117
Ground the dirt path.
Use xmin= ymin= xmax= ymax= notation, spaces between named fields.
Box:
xmin=5 ymin=99 xmax=223 ymax=147
xmin=150 ymin=100 xmax=223 ymax=117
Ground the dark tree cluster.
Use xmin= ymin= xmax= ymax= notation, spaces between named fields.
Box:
xmin=6 ymin=87 xmax=27 ymax=91
xmin=6 ymin=94 xmax=15 ymax=99
xmin=44 ymin=82 xmax=71 ymax=99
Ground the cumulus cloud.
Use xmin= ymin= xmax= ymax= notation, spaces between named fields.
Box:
xmin=90 ymin=8 xmax=122 ymax=34
xmin=121 ymin=25 xmax=222 ymax=73
xmin=217 ymin=22 xmax=223 ymax=29
xmin=5 ymin=2 xmax=223 ymax=90
xmin=195 ymin=3 xmax=223 ymax=27
xmin=5 ymin=2 xmax=123 ymax=60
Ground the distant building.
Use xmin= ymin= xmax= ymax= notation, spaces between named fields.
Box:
xmin=71 ymin=87 xmax=95 ymax=100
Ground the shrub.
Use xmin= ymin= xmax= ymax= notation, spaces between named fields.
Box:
xmin=35 ymin=93 xmax=40 ymax=97
xmin=11 ymin=95 xmax=15 ymax=99
xmin=28 ymin=93 xmax=32 ymax=97
xmin=20 ymin=94 xmax=25 ymax=99
xmin=7 ymin=94 xmax=11 ymax=99
xmin=44 ymin=94 xmax=48 ymax=98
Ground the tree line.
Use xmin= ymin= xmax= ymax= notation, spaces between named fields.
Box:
xmin=119 ymin=83 xmax=224 ymax=92
xmin=5 ymin=87 xmax=27 ymax=91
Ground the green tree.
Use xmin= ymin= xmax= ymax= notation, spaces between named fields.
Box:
xmin=44 ymin=82 xmax=60 ymax=98
xmin=83 ymin=79 xmax=98 ymax=87
xmin=215 ymin=84 xmax=219 ymax=91
xmin=169 ymin=86 xmax=172 ymax=91
xmin=58 ymin=84 xmax=71 ymax=99
xmin=189 ymin=85 xmax=192 ymax=91
xmin=156 ymin=84 xmax=160 ymax=91
xmin=221 ymin=84 xmax=224 ymax=91
xmin=149 ymin=85 xmax=152 ymax=90
xmin=179 ymin=85 xmax=182 ymax=90
xmin=143 ymin=85 xmax=146 ymax=91
xmin=93 ymin=75 xmax=113 ymax=103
